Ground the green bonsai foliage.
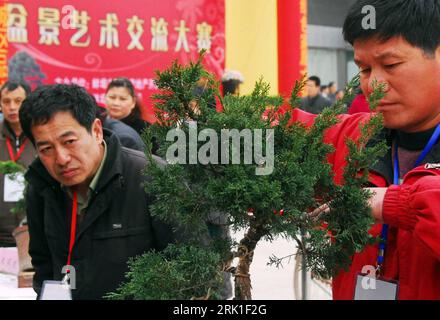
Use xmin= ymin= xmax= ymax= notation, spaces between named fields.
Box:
xmin=106 ymin=244 xmax=224 ymax=300
xmin=111 ymin=54 xmax=387 ymax=300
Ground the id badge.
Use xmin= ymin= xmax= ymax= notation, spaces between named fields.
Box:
xmin=354 ymin=274 xmax=398 ymax=300
xmin=40 ymin=280 xmax=72 ymax=300
xmin=4 ymin=173 xmax=25 ymax=202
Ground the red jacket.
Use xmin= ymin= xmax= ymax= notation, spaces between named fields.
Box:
xmin=289 ymin=108 xmax=440 ymax=299
xmin=348 ymin=93 xmax=370 ymax=115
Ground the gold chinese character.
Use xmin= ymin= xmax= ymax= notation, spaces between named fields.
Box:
xmin=0 ymin=4 xmax=7 ymax=29
xmin=127 ymin=15 xmax=144 ymax=51
xmin=196 ymin=22 xmax=212 ymax=52
xmin=0 ymin=32 xmax=7 ymax=50
xmin=7 ymin=4 xmax=28 ymax=43
xmin=0 ymin=50 xmax=7 ymax=78
xmin=0 ymin=66 xmax=8 ymax=79
xmin=99 ymin=13 xmax=119 ymax=49
xmin=151 ymin=17 xmax=168 ymax=52
xmin=70 ymin=10 xmax=91 ymax=47
xmin=174 ymin=20 xmax=189 ymax=52
xmin=38 ymin=7 xmax=60 ymax=45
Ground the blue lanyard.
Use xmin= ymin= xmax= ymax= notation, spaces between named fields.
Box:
xmin=377 ymin=124 xmax=440 ymax=272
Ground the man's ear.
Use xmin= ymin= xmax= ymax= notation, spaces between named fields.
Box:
xmin=435 ymin=45 xmax=440 ymax=61
xmin=92 ymin=118 xmax=104 ymax=143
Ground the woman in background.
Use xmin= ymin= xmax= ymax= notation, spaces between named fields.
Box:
xmin=221 ymin=70 xmax=244 ymax=97
xmin=105 ymin=77 xmax=148 ymax=136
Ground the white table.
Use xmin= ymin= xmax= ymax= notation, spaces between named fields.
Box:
xmin=0 ymin=273 xmax=37 ymax=300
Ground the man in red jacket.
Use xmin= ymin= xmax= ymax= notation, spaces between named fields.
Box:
xmin=291 ymin=0 xmax=440 ymax=299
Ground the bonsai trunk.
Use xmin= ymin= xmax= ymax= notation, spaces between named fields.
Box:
xmin=234 ymin=221 xmax=268 ymax=300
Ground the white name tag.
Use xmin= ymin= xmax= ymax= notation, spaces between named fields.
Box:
xmin=40 ymin=280 xmax=72 ymax=300
xmin=4 ymin=173 xmax=25 ymax=202
xmin=354 ymin=274 xmax=398 ymax=300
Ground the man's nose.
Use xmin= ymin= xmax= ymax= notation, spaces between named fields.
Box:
xmin=367 ymin=70 xmax=389 ymax=94
xmin=55 ymin=147 xmax=71 ymax=166
xmin=10 ymin=101 xmax=20 ymax=111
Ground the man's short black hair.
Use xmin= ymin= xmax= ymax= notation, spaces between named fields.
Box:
xmin=0 ymin=80 xmax=31 ymax=97
xmin=222 ymin=79 xmax=241 ymax=96
xmin=343 ymin=0 xmax=440 ymax=56
xmin=308 ymin=76 xmax=321 ymax=87
xmin=19 ymin=84 xmax=97 ymax=145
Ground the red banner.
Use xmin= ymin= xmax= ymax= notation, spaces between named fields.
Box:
xmin=277 ymin=0 xmax=307 ymax=98
xmin=5 ymin=0 xmax=225 ymax=121
xmin=0 ymin=0 xmax=7 ymax=84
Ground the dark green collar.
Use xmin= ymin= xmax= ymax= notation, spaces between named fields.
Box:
xmin=366 ymin=125 xmax=440 ymax=185
xmin=396 ymin=126 xmax=438 ymax=151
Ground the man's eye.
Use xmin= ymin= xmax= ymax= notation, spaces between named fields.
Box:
xmin=65 ymin=140 xmax=75 ymax=145
xmin=360 ymin=68 xmax=371 ymax=75
xmin=39 ymin=147 xmax=52 ymax=154
xmin=385 ymin=63 xmax=400 ymax=69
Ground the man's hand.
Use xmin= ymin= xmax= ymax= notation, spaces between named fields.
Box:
xmin=309 ymin=187 xmax=388 ymax=223
xmin=365 ymin=187 xmax=387 ymax=223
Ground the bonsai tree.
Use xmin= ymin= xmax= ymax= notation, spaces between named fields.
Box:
xmin=8 ymin=51 xmax=47 ymax=88
xmin=108 ymin=55 xmax=387 ymax=300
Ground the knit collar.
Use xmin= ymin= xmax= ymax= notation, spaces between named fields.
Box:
xmin=396 ymin=125 xmax=438 ymax=151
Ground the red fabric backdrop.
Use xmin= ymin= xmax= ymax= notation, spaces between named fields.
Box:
xmin=5 ymin=0 xmax=225 ymax=122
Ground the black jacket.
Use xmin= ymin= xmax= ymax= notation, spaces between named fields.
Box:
xmin=121 ymin=109 xmax=148 ymax=136
xmin=299 ymin=94 xmax=332 ymax=114
xmin=103 ymin=117 xmax=145 ymax=152
xmin=25 ymin=130 xmax=175 ymax=299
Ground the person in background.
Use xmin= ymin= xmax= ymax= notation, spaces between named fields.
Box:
xmin=335 ymin=90 xmax=345 ymax=101
xmin=0 ymin=80 xmax=36 ymax=247
xmin=327 ymin=81 xmax=338 ymax=104
xmin=105 ymin=77 xmax=158 ymax=153
xmin=105 ymin=77 xmax=148 ymax=136
xmin=193 ymin=77 xmax=217 ymax=110
xmin=221 ymin=70 xmax=244 ymax=97
xmin=321 ymin=85 xmax=329 ymax=98
xmin=95 ymin=104 xmax=145 ymax=152
xmin=299 ymin=76 xmax=332 ymax=114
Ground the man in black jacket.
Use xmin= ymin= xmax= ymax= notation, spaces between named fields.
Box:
xmin=299 ymin=76 xmax=332 ymax=114
xmin=19 ymin=84 xmax=175 ymax=299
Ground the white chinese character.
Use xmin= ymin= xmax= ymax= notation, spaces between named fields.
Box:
xmin=99 ymin=14 xmax=119 ymax=49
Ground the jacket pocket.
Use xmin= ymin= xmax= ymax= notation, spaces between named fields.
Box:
xmin=92 ymin=226 xmax=149 ymax=239
xmin=90 ymin=225 xmax=153 ymax=268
